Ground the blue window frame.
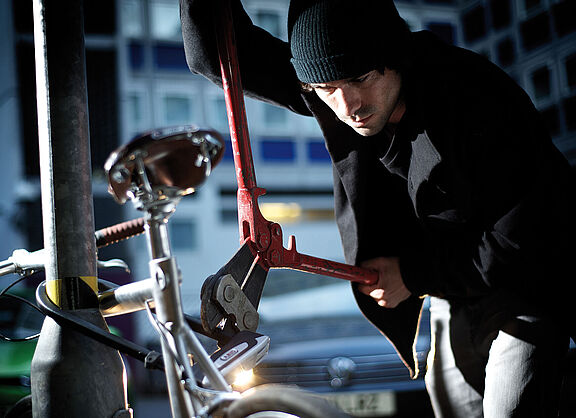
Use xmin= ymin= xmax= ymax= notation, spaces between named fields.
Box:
xmin=260 ymin=139 xmax=295 ymax=162
xmin=153 ymin=44 xmax=188 ymax=70
xmin=169 ymin=219 xmax=198 ymax=250
xmin=129 ymin=42 xmax=145 ymax=70
xmin=222 ymin=135 xmax=234 ymax=162
xmin=307 ymin=140 xmax=331 ymax=162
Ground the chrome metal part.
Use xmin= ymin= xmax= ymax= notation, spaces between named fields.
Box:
xmin=99 ymin=278 xmax=155 ymax=317
xmin=214 ymin=275 xmax=259 ymax=332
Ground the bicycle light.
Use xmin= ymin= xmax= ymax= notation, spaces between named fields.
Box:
xmin=231 ymin=368 xmax=255 ymax=390
xmin=194 ymin=331 xmax=270 ymax=389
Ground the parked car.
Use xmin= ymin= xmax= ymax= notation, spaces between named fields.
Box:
xmin=251 ymin=282 xmax=434 ymax=417
xmin=0 ymin=281 xmax=129 ymax=417
xmin=0 ymin=288 xmax=42 ymax=416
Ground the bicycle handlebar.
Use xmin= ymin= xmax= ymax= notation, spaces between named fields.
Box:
xmin=95 ymin=217 xmax=146 ymax=248
xmin=0 ymin=219 xmax=146 ymax=277
xmin=0 ymin=249 xmax=46 ymax=277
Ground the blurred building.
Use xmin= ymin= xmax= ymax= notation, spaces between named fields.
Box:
xmin=456 ymin=0 xmax=576 ymax=159
xmin=0 ymin=0 xmax=574 ymax=344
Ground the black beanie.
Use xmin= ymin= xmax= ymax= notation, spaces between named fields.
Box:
xmin=288 ymin=0 xmax=410 ymax=84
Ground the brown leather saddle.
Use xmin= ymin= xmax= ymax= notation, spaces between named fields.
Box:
xmin=105 ymin=126 xmax=225 ymax=204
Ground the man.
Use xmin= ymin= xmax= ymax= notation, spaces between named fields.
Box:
xmin=180 ymin=0 xmax=576 ymax=416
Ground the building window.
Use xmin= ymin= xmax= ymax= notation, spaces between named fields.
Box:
xmin=126 ymin=93 xmax=146 ymax=135
xmin=563 ymin=95 xmax=576 ymax=132
xmin=490 ymin=0 xmax=511 ymax=30
xmin=164 ymin=96 xmax=191 ymax=125
xmin=530 ymin=66 xmax=552 ymax=101
xmin=220 ymin=208 xmax=238 ymax=224
xmin=221 ymin=135 xmax=234 ymax=162
xmin=307 ymin=140 xmax=331 ymax=163
xmin=260 ymin=203 xmax=302 ymax=224
xmin=205 ymin=95 xmax=234 ymax=161
xmin=207 ymin=96 xmax=229 ymax=130
xmin=159 ymin=93 xmax=196 ymax=127
xmin=520 ymin=12 xmax=551 ymax=51
xmin=125 ymin=88 xmax=152 ymax=138
xmin=496 ymin=37 xmax=515 ymax=67
xmin=260 ymin=139 xmax=295 ymax=162
xmin=121 ymin=0 xmax=144 ymax=38
xmin=565 ymin=52 xmax=576 ymax=91
xmin=150 ymin=0 xmax=181 ymax=41
xmin=86 ymin=49 xmax=119 ymax=172
xmin=84 ymin=0 xmax=116 ymax=35
xmin=170 ymin=219 xmax=198 ymax=251
xmin=426 ymin=22 xmax=456 ymax=45
xmin=206 ymin=93 xmax=249 ymax=163
xmin=128 ymin=42 xmax=145 ymax=70
xmin=552 ymin=1 xmax=576 ymax=38
xmin=127 ymin=94 xmax=144 ymax=125
xmin=262 ymin=103 xmax=289 ymax=129
xmin=297 ymin=114 xmax=323 ymax=136
xmin=153 ymin=44 xmax=188 ymax=70
xmin=16 ymin=43 xmax=39 ymax=177
xmin=462 ymin=6 xmax=486 ymax=43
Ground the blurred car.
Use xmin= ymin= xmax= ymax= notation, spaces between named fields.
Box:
xmin=251 ymin=282 xmax=434 ymax=417
xmin=0 ymin=283 xmax=129 ymax=417
xmin=0 ymin=288 xmax=42 ymax=416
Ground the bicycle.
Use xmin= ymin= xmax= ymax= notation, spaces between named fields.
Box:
xmin=0 ymin=125 xmax=351 ymax=418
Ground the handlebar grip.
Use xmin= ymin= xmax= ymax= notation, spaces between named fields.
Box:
xmin=95 ymin=218 xmax=146 ymax=248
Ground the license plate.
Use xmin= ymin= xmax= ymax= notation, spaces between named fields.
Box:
xmin=322 ymin=391 xmax=396 ymax=417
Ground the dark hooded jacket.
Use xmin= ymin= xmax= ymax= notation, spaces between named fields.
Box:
xmin=180 ymin=0 xmax=576 ymax=377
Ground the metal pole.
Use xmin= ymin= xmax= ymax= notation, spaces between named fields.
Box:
xmin=30 ymin=0 xmax=130 ymax=416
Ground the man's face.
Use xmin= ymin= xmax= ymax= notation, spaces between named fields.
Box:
xmin=309 ymin=69 xmax=403 ymax=136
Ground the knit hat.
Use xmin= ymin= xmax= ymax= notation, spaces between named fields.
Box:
xmin=288 ymin=0 xmax=411 ymax=84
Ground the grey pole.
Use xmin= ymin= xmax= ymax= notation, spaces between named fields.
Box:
xmin=30 ymin=0 xmax=131 ymax=416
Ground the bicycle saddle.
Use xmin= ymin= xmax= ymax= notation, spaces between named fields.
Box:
xmin=105 ymin=126 xmax=225 ymax=204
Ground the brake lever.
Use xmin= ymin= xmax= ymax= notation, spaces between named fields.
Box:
xmin=1 ymin=249 xmax=46 ymax=276
xmin=97 ymin=258 xmax=130 ymax=272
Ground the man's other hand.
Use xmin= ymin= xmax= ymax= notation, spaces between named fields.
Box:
xmin=358 ymin=256 xmax=411 ymax=308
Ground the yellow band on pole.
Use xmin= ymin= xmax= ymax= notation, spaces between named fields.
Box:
xmin=46 ymin=280 xmax=61 ymax=306
xmin=46 ymin=276 xmax=99 ymax=308
xmin=81 ymin=276 xmax=99 ymax=293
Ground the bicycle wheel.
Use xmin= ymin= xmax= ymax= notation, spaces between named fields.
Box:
xmin=4 ymin=395 xmax=32 ymax=418
xmin=222 ymin=384 xmax=351 ymax=418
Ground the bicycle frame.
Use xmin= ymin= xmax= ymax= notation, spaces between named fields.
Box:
xmin=146 ymin=208 xmax=231 ymax=416
xmin=3 ymin=215 xmax=269 ymax=418
xmin=103 ymin=126 xmax=254 ymax=417
xmin=1 ymin=126 xmax=274 ymax=418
